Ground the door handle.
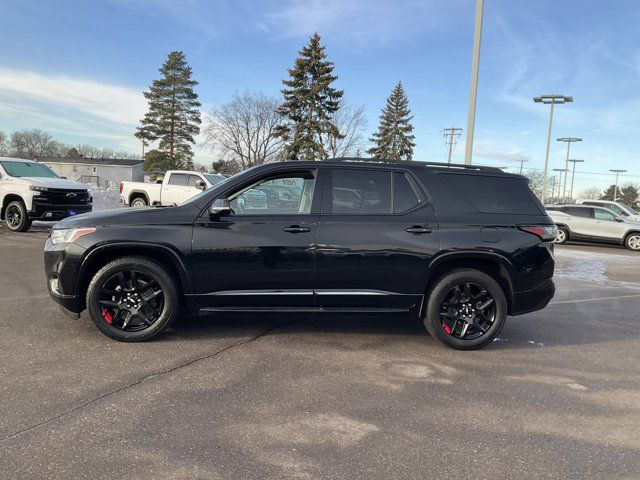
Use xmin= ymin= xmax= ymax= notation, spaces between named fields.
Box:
xmin=406 ymin=225 xmax=432 ymax=234
xmin=283 ymin=225 xmax=311 ymax=233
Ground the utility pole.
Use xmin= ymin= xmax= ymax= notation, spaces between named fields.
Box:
xmin=550 ymin=176 xmax=557 ymax=202
xmin=567 ymin=159 xmax=584 ymax=201
xmin=557 ymin=137 xmax=582 ymax=202
xmin=553 ymin=168 xmax=567 ymax=203
xmin=464 ymin=0 xmax=484 ymax=165
xmin=533 ymin=94 xmax=573 ymax=204
xmin=443 ymin=127 xmax=463 ymax=164
xmin=518 ymin=158 xmax=529 ymax=175
xmin=610 ymin=169 xmax=627 ymax=202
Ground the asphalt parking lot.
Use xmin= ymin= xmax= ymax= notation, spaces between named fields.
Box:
xmin=1 ymin=226 xmax=640 ymax=479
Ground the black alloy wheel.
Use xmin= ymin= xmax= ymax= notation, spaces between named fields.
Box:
xmin=438 ymin=282 xmax=496 ymax=340
xmin=5 ymin=201 xmax=31 ymax=232
xmin=87 ymin=256 xmax=179 ymax=341
xmin=424 ymin=269 xmax=507 ymax=350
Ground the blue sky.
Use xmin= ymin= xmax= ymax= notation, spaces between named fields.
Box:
xmin=1 ymin=0 xmax=639 ymax=192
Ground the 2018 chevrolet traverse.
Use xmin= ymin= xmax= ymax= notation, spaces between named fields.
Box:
xmin=44 ymin=160 xmax=556 ymax=350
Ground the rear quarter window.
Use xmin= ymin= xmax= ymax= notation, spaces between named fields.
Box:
xmin=440 ymin=173 xmax=542 ymax=215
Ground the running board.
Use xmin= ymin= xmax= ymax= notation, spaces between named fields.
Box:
xmin=198 ymin=306 xmax=412 ymax=315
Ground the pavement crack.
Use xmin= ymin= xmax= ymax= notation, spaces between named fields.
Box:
xmin=0 ymin=316 xmax=306 ymax=445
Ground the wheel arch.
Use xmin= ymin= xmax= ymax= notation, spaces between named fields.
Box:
xmin=128 ymin=190 xmax=150 ymax=205
xmin=425 ymin=252 xmax=515 ymax=314
xmin=76 ymin=242 xmax=192 ymax=305
xmin=1 ymin=193 xmax=26 ymax=218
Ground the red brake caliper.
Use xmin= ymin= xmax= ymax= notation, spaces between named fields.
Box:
xmin=442 ymin=322 xmax=452 ymax=334
xmin=102 ymin=308 xmax=114 ymax=324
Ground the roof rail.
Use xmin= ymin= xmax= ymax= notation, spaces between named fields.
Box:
xmin=327 ymin=157 xmax=504 ymax=173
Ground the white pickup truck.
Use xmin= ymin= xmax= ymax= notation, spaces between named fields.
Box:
xmin=119 ymin=170 xmax=227 ymax=207
xmin=0 ymin=157 xmax=92 ymax=232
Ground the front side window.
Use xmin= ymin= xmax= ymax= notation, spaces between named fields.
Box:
xmin=0 ymin=161 xmax=58 ymax=178
xmin=187 ymin=175 xmax=203 ymax=188
xmin=326 ymin=168 xmax=392 ymax=214
xmin=594 ymin=208 xmax=617 ymax=221
xmin=230 ymin=171 xmax=316 ymax=215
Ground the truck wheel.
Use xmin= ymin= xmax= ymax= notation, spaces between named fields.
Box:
xmin=86 ymin=256 xmax=179 ymax=341
xmin=4 ymin=201 xmax=32 ymax=232
xmin=130 ymin=196 xmax=148 ymax=208
xmin=423 ymin=269 xmax=507 ymax=350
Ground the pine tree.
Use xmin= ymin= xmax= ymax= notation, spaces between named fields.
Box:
xmin=367 ymin=82 xmax=416 ymax=161
xmin=137 ymin=51 xmax=201 ymax=171
xmin=276 ymin=33 xmax=344 ymax=161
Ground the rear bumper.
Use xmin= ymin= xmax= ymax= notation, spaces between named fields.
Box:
xmin=29 ymin=202 xmax=92 ymax=221
xmin=511 ymin=278 xmax=555 ymax=316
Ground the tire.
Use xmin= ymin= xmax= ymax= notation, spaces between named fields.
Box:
xmin=130 ymin=196 xmax=148 ymax=208
xmin=86 ymin=256 xmax=179 ymax=341
xmin=4 ymin=200 xmax=32 ymax=232
xmin=625 ymin=232 xmax=640 ymax=251
xmin=423 ymin=268 xmax=507 ymax=350
xmin=555 ymin=227 xmax=569 ymax=244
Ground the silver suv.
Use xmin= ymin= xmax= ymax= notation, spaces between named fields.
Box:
xmin=546 ymin=204 xmax=640 ymax=251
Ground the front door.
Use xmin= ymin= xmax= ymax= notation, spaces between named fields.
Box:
xmin=591 ymin=207 xmax=627 ymax=241
xmin=191 ymin=168 xmax=320 ymax=311
xmin=314 ymin=167 xmax=440 ymax=312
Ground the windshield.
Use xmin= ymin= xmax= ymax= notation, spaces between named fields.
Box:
xmin=0 ymin=161 xmax=58 ymax=178
xmin=620 ymin=203 xmax=640 ymax=215
xmin=203 ymin=173 xmax=226 ymax=186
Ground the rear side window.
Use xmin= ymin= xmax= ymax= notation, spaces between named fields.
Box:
xmin=441 ymin=174 xmax=541 ymax=214
xmin=566 ymin=207 xmax=592 ymax=218
xmin=393 ymin=172 xmax=421 ymax=213
xmin=168 ymin=173 xmax=188 ymax=186
xmin=325 ymin=168 xmax=391 ymax=214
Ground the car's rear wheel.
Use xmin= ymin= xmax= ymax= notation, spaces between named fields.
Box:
xmin=4 ymin=201 xmax=31 ymax=232
xmin=555 ymin=227 xmax=569 ymax=244
xmin=130 ymin=196 xmax=148 ymax=208
xmin=86 ymin=256 xmax=179 ymax=341
xmin=625 ymin=232 xmax=640 ymax=251
xmin=423 ymin=269 xmax=507 ymax=350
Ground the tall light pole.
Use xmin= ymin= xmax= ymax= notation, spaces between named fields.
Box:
xmin=550 ymin=176 xmax=557 ymax=201
xmin=533 ymin=94 xmax=573 ymax=204
xmin=567 ymin=159 xmax=584 ymax=201
xmin=610 ymin=169 xmax=627 ymax=202
xmin=464 ymin=0 xmax=484 ymax=165
xmin=517 ymin=158 xmax=529 ymax=175
xmin=557 ymin=137 xmax=582 ymax=202
xmin=553 ymin=168 xmax=567 ymax=203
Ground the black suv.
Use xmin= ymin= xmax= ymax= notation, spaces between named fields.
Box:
xmin=44 ymin=160 xmax=556 ymax=349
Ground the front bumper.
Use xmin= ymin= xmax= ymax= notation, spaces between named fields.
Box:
xmin=44 ymin=240 xmax=85 ymax=314
xmin=511 ymin=278 xmax=555 ymax=316
xmin=30 ymin=201 xmax=92 ymax=221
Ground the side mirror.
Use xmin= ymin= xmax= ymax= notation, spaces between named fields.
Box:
xmin=195 ymin=179 xmax=206 ymax=190
xmin=615 ymin=217 xmax=624 ymax=222
xmin=209 ymin=198 xmax=231 ymax=217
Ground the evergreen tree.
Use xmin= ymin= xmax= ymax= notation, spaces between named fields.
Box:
xmin=276 ymin=33 xmax=343 ymax=160
xmin=620 ymin=184 xmax=640 ymax=209
xmin=601 ymin=184 xmax=622 ymax=202
xmin=367 ymin=82 xmax=416 ymax=161
xmin=137 ymin=51 xmax=201 ymax=170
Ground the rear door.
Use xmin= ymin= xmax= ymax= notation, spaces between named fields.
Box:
xmin=564 ymin=206 xmax=595 ymax=239
xmin=314 ymin=167 xmax=439 ymax=312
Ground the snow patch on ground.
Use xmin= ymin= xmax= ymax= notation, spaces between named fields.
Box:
xmin=90 ymin=186 xmax=122 ymax=212
xmin=554 ymin=247 xmax=640 ymax=286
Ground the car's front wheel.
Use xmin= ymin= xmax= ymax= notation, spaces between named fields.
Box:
xmin=625 ymin=232 xmax=640 ymax=251
xmin=423 ymin=269 xmax=507 ymax=350
xmin=86 ymin=256 xmax=179 ymax=341
xmin=555 ymin=226 xmax=569 ymax=244
xmin=4 ymin=200 xmax=31 ymax=232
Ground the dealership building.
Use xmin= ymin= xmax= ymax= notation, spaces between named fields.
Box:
xmin=37 ymin=157 xmax=144 ymax=188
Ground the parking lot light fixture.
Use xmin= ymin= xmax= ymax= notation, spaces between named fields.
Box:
xmin=567 ymin=159 xmax=585 ymax=201
xmin=610 ymin=169 xmax=627 ymax=202
xmin=533 ymin=94 xmax=573 ymax=203
xmin=557 ymin=137 xmax=582 ymax=202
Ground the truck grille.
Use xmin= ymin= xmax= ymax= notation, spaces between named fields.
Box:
xmin=35 ymin=189 xmax=92 ymax=205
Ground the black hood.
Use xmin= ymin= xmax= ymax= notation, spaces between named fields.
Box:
xmin=54 ymin=203 xmax=202 ymax=229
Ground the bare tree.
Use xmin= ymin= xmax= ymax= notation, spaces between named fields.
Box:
xmin=524 ymin=170 xmax=553 ymax=202
xmin=0 ymin=131 xmax=9 ymax=157
xmin=578 ymin=187 xmax=602 ymax=200
xmin=10 ymin=129 xmax=62 ymax=158
xmin=324 ymin=103 xmax=368 ymax=158
xmin=204 ymin=92 xmax=285 ymax=169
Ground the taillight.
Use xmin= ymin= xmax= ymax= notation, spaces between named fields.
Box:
xmin=119 ymin=182 xmax=123 ymax=194
xmin=518 ymin=225 xmax=557 ymax=241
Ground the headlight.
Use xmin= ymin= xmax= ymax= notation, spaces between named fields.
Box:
xmin=29 ymin=185 xmax=49 ymax=192
xmin=50 ymin=227 xmax=96 ymax=245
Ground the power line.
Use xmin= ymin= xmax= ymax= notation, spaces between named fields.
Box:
xmin=442 ymin=127 xmax=462 ymax=164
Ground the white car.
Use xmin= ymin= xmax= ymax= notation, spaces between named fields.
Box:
xmin=546 ymin=204 xmax=640 ymax=251
xmin=575 ymin=198 xmax=640 ymax=221
xmin=119 ymin=170 xmax=227 ymax=207
xmin=0 ymin=157 xmax=92 ymax=232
